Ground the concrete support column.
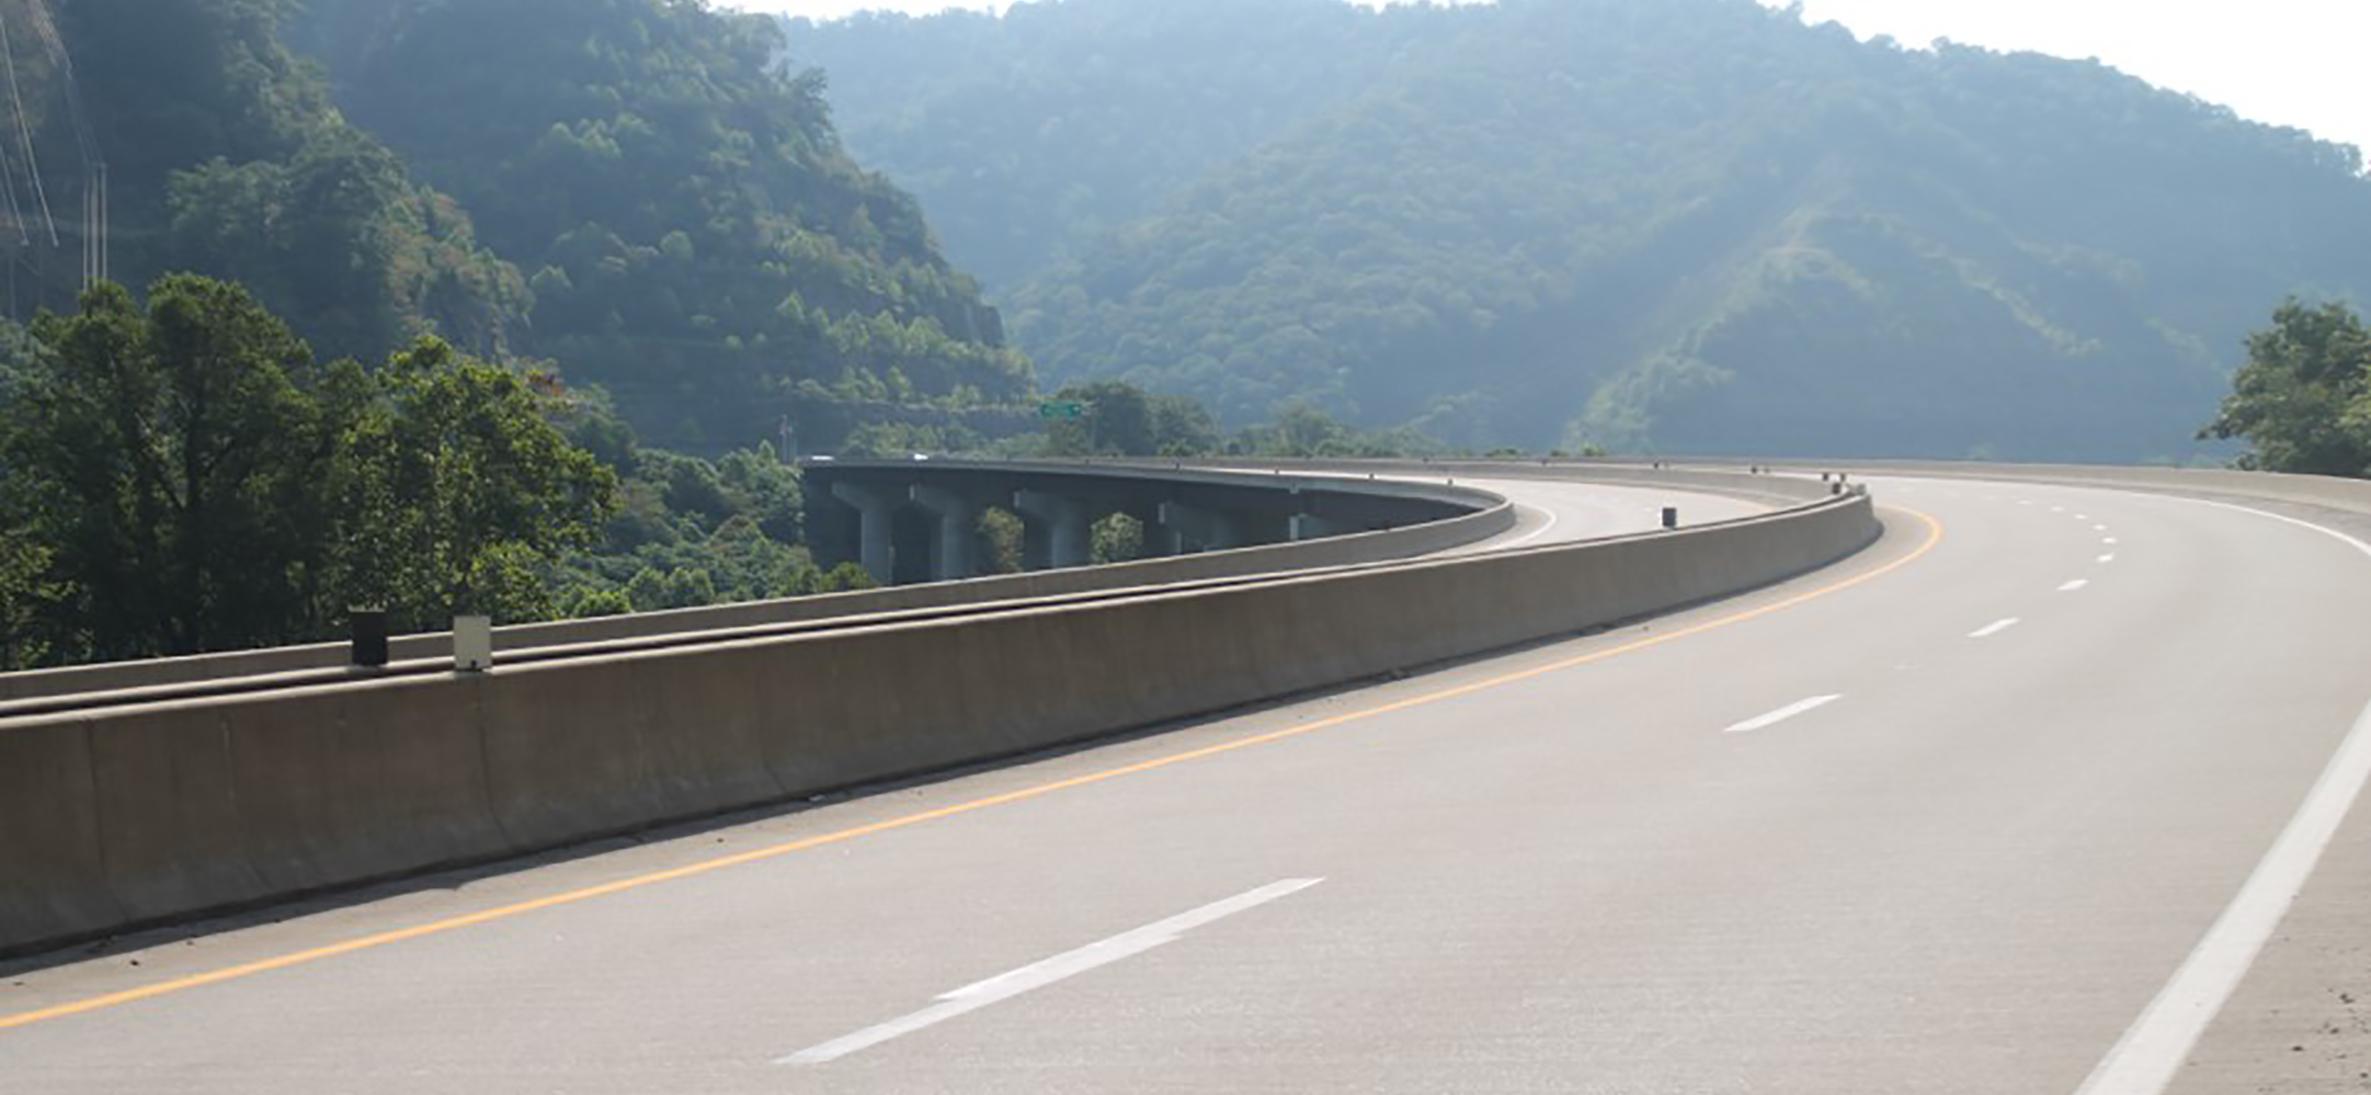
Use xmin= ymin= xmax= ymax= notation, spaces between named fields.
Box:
xmin=1290 ymin=512 xmax=1356 ymax=542
xmin=1014 ymin=490 xmax=1091 ymax=569
xmin=1158 ymin=501 xmax=1241 ymax=554
xmin=829 ymin=481 xmax=901 ymax=585
xmin=910 ymin=485 xmax=979 ymax=582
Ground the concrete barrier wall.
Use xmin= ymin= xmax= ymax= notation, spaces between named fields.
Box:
xmin=0 ymin=466 xmax=1511 ymax=704
xmin=0 ymin=486 xmax=1877 ymax=956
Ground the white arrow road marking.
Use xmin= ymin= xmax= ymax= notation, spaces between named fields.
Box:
xmin=779 ymin=878 xmax=1325 ymax=1066
xmin=1723 ymin=694 xmax=1843 ymax=734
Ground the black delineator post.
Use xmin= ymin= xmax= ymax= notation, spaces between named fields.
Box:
xmin=349 ymin=608 xmax=389 ymax=668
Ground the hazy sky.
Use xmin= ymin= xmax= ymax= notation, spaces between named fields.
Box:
xmin=741 ymin=0 xmax=2371 ymax=158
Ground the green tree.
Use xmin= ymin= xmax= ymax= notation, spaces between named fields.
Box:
xmin=2201 ymin=299 xmax=2371 ymax=475
xmin=1089 ymin=512 xmax=1146 ymax=564
xmin=1046 ymin=379 xmax=1156 ymax=455
xmin=977 ymin=507 xmax=1025 ymax=574
xmin=324 ymin=337 xmax=620 ymax=629
xmin=1148 ymin=393 xmax=1223 ymax=456
xmin=9 ymin=278 xmax=328 ymax=658
xmin=0 ymin=525 xmax=62 ymax=670
xmin=817 ymin=561 xmax=878 ymax=592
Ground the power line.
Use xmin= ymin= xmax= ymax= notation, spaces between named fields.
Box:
xmin=0 ymin=12 xmax=59 ymax=248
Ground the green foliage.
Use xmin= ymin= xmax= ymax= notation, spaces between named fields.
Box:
xmin=1089 ymin=512 xmax=1146 ymax=565
xmin=1038 ymin=379 xmax=1226 ymax=457
xmin=322 ymin=337 xmax=620 ymax=629
xmin=548 ymin=435 xmax=828 ymax=614
xmin=57 ymin=0 xmax=526 ymax=361
xmin=9 ymin=279 xmax=329 ymax=658
xmin=783 ymin=0 xmax=1441 ymax=291
xmin=1044 ymin=379 xmax=1153 ymax=455
xmin=292 ymin=0 xmax=1035 ymax=452
xmin=800 ymin=0 xmax=2371 ymax=460
xmin=818 ymin=561 xmax=877 ymax=593
xmin=977 ymin=507 xmax=1025 ymax=575
xmin=0 ymin=277 xmax=615 ymax=661
xmin=0 ymin=523 xmax=62 ymax=671
xmin=2201 ymin=299 xmax=2371 ymax=476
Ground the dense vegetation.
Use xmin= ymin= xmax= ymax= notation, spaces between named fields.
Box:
xmin=2201 ymin=300 xmax=2371 ymax=476
xmin=289 ymin=0 xmax=1032 ymax=454
xmin=786 ymin=0 xmax=2371 ymax=461
xmin=0 ymin=277 xmax=609 ymax=666
xmin=785 ymin=0 xmax=1444 ymax=292
xmin=0 ymin=274 xmax=888 ymax=669
xmin=19 ymin=0 xmax=525 ymax=361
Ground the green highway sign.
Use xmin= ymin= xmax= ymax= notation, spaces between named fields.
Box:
xmin=1038 ymin=400 xmax=1087 ymax=419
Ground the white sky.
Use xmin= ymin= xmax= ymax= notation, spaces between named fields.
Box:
xmin=741 ymin=0 xmax=2371 ymax=157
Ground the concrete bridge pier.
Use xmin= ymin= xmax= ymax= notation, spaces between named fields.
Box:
xmin=829 ymin=481 xmax=902 ymax=585
xmin=1158 ymin=501 xmax=1242 ymax=554
xmin=909 ymin=485 xmax=981 ymax=582
xmin=1290 ymin=512 xmax=1359 ymax=542
xmin=1014 ymin=490 xmax=1092 ymax=570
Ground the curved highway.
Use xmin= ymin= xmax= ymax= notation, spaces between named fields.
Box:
xmin=3 ymin=473 xmax=2367 ymax=1094
xmin=1446 ymin=475 xmax=1767 ymax=552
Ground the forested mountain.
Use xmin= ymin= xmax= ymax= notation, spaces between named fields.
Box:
xmin=784 ymin=0 xmax=1448 ymax=291
xmin=7 ymin=0 xmax=523 ymax=361
xmin=785 ymin=0 xmax=2371 ymax=460
xmin=289 ymin=0 xmax=1031 ymax=453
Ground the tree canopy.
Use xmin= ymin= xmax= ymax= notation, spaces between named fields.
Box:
xmin=0 ymin=276 xmax=617 ymax=664
xmin=2201 ymin=300 xmax=2371 ymax=476
xmin=50 ymin=0 xmax=526 ymax=361
xmin=288 ymin=0 xmax=1034 ymax=454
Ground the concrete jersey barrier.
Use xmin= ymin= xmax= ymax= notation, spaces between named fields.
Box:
xmin=0 ymin=464 xmax=1512 ymax=704
xmin=0 ymin=471 xmax=1877 ymax=956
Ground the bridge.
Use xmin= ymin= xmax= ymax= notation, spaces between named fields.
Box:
xmin=1 ymin=458 xmax=2366 ymax=1093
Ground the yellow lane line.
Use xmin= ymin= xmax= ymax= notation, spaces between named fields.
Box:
xmin=0 ymin=507 xmax=1943 ymax=1031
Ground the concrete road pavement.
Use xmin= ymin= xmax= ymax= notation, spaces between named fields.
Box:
xmin=3 ymin=475 xmax=2366 ymax=1093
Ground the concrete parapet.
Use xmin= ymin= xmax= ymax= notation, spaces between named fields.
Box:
xmin=0 ymin=465 xmax=1510 ymax=704
xmin=0 ymin=487 xmax=1877 ymax=956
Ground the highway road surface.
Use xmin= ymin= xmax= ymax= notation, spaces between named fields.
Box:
xmin=4 ymin=473 xmax=2368 ymax=1093
xmin=1445 ymin=475 xmax=1767 ymax=553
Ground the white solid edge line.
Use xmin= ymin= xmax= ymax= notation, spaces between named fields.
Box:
xmin=1968 ymin=617 xmax=2020 ymax=639
xmin=1493 ymin=504 xmax=1563 ymax=549
xmin=1723 ymin=694 xmax=1843 ymax=734
xmin=2059 ymin=579 xmax=2090 ymax=592
xmin=778 ymin=878 xmax=1324 ymax=1066
xmin=2073 ymin=499 xmax=2371 ymax=1095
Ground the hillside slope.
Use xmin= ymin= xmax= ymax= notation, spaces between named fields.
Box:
xmin=790 ymin=0 xmax=2371 ymax=459
xmin=11 ymin=0 xmax=524 ymax=361
xmin=293 ymin=0 xmax=1033 ymax=452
